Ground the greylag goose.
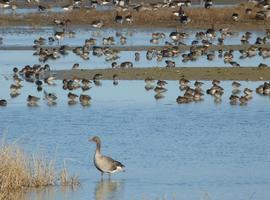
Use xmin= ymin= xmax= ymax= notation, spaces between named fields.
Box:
xmin=89 ymin=136 xmax=125 ymax=178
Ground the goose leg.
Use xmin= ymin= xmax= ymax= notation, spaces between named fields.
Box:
xmin=108 ymin=173 xmax=111 ymax=180
xmin=101 ymin=172 xmax=104 ymax=179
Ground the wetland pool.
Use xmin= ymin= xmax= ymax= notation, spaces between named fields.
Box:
xmin=1 ymin=79 xmax=270 ymax=200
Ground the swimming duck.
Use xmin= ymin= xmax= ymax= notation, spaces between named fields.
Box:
xmin=239 ymin=96 xmax=248 ymax=106
xmin=229 ymin=95 xmax=239 ymax=105
xmin=176 ymin=96 xmax=190 ymax=104
xmin=89 ymin=136 xmax=125 ymax=178
xmin=67 ymin=92 xmax=79 ymax=105
xmin=232 ymin=81 xmax=241 ymax=94
xmin=135 ymin=52 xmax=140 ymax=61
xmin=113 ymin=74 xmax=118 ymax=85
xmin=0 ymin=99 xmax=7 ymax=107
xmin=27 ymin=95 xmax=40 ymax=106
xmin=154 ymin=92 xmax=165 ymax=100
xmin=144 ymin=77 xmax=155 ymax=91
xmin=79 ymin=94 xmax=91 ymax=106
xmin=44 ymin=91 xmax=57 ymax=105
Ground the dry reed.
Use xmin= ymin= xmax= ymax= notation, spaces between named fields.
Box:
xmin=0 ymin=142 xmax=80 ymax=200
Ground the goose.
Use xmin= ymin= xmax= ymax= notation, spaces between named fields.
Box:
xmin=91 ymin=20 xmax=104 ymax=28
xmin=232 ymin=13 xmax=239 ymax=21
xmin=89 ymin=136 xmax=125 ymax=178
xmin=245 ymin=8 xmax=252 ymax=15
xmin=204 ymin=0 xmax=212 ymax=9
xmin=258 ymin=63 xmax=268 ymax=69
xmin=125 ymin=13 xmax=133 ymax=23
xmin=115 ymin=12 xmax=123 ymax=24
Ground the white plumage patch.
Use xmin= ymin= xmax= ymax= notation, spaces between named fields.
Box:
xmin=110 ymin=166 xmax=125 ymax=173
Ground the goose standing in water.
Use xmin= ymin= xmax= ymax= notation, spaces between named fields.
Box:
xmin=89 ymin=136 xmax=125 ymax=178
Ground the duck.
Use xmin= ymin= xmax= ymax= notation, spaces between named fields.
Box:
xmin=67 ymin=92 xmax=79 ymax=105
xmin=44 ymin=91 xmax=57 ymax=105
xmin=27 ymin=95 xmax=40 ymax=106
xmin=135 ymin=52 xmax=140 ymax=61
xmin=239 ymin=96 xmax=248 ymax=106
xmin=0 ymin=99 xmax=7 ymax=107
xmin=79 ymin=94 xmax=91 ymax=106
xmin=54 ymin=30 xmax=65 ymax=45
xmin=144 ymin=77 xmax=155 ymax=91
xmin=89 ymin=136 xmax=125 ymax=178
xmin=232 ymin=81 xmax=241 ymax=94
xmin=154 ymin=92 xmax=165 ymax=100
xmin=113 ymin=74 xmax=118 ymax=85
xmin=176 ymin=96 xmax=190 ymax=104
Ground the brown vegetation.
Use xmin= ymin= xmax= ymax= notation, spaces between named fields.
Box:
xmin=0 ymin=141 xmax=80 ymax=200
xmin=0 ymin=3 xmax=269 ymax=29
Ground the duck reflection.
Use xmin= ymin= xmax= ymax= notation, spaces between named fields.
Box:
xmin=94 ymin=179 xmax=124 ymax=200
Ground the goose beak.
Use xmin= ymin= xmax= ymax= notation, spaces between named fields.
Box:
xmin=88 ymin=137 xmax=94 ymax=142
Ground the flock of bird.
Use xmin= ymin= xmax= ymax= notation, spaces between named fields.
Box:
xmin=1 ymin=62 xmax=270 ymax=107
xmin=143 ymin=77 xmax=270 ymax=105
xmin=1 ymin=1 xmax=270 ymax=107
xmin=28 ymin=26 xmax=270 ymax=70
xmin=1 ymin=0 xmax=270 ymax=23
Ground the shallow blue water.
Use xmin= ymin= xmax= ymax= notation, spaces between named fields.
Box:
xmin=1 ymin=77 xmax=270 ymax=200
xmin=0 ymin=26 xmax=266 ymax=46
xmin=0 ymin=27 xmax=268 ymax=72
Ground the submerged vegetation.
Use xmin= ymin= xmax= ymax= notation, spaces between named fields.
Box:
xmin=0 ymin=140 xmax=80 ymax=200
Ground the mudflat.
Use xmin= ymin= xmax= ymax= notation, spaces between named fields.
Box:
xmin=0 ymin=3 xmax=269 ymax=30
xmin=51 ymin=67 xmax=270 ymax=81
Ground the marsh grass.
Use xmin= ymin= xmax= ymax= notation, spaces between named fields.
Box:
xmin=0 ymin=142 xmax=80 ymax=200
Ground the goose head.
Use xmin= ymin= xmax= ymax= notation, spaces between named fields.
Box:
xmin=89 ymin=136 xmax=101 ymax=144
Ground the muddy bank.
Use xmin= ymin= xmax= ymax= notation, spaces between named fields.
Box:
xmin=51 ymin=67 xmax=270 ymax=81
xmin=2 ymin=44 xmax=270 ymax=52
xmin=0 ymin=4 xmax=269 ymax=30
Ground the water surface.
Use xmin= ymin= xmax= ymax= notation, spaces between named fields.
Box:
xmin=1 ymin=78 xmax=270 ymax=200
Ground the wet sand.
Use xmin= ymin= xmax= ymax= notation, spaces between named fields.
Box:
xmin=51 ymin=67 xmax=270 ymax=81
xmin=1 ymin=44 xmax=270 ymax=51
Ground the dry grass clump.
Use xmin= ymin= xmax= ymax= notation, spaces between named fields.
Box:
xmin=0 ymin=142 xmax=80 ymax=200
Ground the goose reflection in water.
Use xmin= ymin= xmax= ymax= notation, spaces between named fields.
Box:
xmin=94 ymin=179 xmax=124 ymax=200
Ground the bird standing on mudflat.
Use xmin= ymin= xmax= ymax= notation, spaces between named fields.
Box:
xmin=89 ymin=136 xmax=125 ymax=179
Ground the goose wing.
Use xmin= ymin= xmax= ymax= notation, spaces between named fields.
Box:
xmin=101 ymin=155 xmax=125 ymax=172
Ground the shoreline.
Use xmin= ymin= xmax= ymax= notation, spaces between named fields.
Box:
xmin=0 ymin=4 xmax=270 ymax=30
xmin=51 ymin=67 xmax=270 ymax=81
xmin=1 ymin=44 xmax=270 ymax=51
